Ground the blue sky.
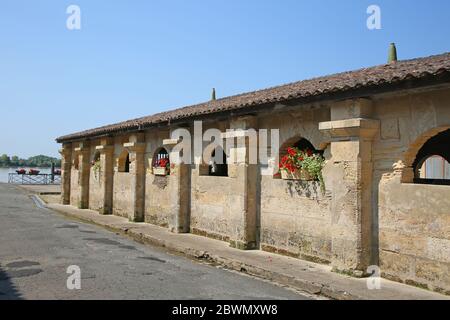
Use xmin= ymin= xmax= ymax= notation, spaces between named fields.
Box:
xmin=0 ymin=0 xmax=449 ymax=158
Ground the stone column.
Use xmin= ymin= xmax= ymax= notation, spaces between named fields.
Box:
xmin=74 ymin=141 xmax=91 ymax=209
xmin=95 ymin=138 xmax=114 ymax=215
xmin=124 ymin=139 xmax=146 ymax=222
xmin=319 ymin=99 xmax=379 ymax=276
xmin=164 ymin=136 xmax=191 ymax=234
xmin=227 ymin=116 xmax=259 ymax=250
xmin=59 ymin=143 xmax=72 ymax=205
xmin=170 ymin=163 xmax=191 ymax=234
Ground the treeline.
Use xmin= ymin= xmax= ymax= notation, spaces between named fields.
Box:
xmin=0 ymin=154 xmax=61 ymax=168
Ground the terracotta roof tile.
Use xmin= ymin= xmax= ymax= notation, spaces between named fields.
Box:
xmin=57 ymin=52 xmax=450 ymax=143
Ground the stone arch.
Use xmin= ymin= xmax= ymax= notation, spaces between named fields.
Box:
xmin=208 ymin=146 xmax=228 ymax=177
xmin=279 ymin=136 xmax=323 ymax=159
xmin=401 ymin=126 xmax=450 ymax=183
xmin=92 ymin=150 xmax=100 ymax=164
xmin=275 ymin=135 xmax=324 ymax=179
xmin=73 ymin=154 xmax=80 ymax=170
xmin=152 ymin=147 xmax=170 ymax=173
xmin=118 ymin=149 xmax=130 ymax=173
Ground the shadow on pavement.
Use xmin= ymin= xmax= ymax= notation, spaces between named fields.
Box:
xmin=0 ymin=265 xmax=23 ymax=300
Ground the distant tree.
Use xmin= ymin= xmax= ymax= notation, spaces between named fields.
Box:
xmin=0 ymin=154 xmax=11 ymax=167
xmin=10 ymin=156 xmax=19 ymax=166
xmin=0 ymin=154 xmax=61 ymax=168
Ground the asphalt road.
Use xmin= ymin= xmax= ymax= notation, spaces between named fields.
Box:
xmin=0 ymin=183 xmax=310 ymax=300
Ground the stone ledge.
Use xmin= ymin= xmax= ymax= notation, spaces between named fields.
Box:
xmin=319 ymin=118 xmax=380 ymax=138
xmin=123 ymin=142 xmax=146 ymax=152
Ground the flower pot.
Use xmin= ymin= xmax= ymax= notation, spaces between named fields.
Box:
xmin=281 ymin=169 xmax=314 ymax=181
xmin=153 ymin=167 xmax=168 ymax=176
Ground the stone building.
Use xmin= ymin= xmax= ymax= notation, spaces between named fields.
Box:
xmin=57 ymin=52 xmax=450 ymax=294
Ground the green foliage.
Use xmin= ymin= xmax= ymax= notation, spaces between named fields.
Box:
xmin=0 ymin=154 xmax=61 ymax=168
xmin=92 ymin=160 xmax=101 ymax=180
xmin=279 ymin=147 xmax=326 ymax=194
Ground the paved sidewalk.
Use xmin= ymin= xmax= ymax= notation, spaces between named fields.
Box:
xmin=18 ymin=184 xmax=61 ymax=195
xmin=36 ymin=196 xmax=448 ymax=300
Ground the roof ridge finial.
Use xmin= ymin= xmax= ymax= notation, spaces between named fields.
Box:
xmin=211 ymin=88 xmax=216 ymax=101
xmin=388 ymin=43 xmax=398 ymax=63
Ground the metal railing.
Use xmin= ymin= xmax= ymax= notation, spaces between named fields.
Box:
xmin=8 ymin=173 xmax=61 ymax=185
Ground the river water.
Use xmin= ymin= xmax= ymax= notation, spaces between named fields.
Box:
xmin=0 ymin=167 xmax=53 ymax=183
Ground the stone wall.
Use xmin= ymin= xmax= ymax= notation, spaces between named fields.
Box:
xmin=190 ymin=174 xmax=236 ymax=241
xmin=70 ymin=166 xmax=80 ymax=206
xmin=257 ymin=109 xmax=333 ymax=263
xmin=374 ymin=88 xmax=450 ymax=293
xmin=69 ymin=143 xmax=80 ymax=207
xmin=145 ymin=173 xmax=175 ymax=228
xmin=379 ymin=175 xmax=450 ymax=293
xmin=143 ymin=131 xmax=174 ymax=228
xmin=112 ymin=138 xmax=133 ymax=219
xmin=112 ymin=172 xmax=132 ymax=218
xmin=260 ymin=177 xmax=332 ymax=263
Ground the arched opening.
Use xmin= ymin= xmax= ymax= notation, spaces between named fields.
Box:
xmin=92 ymin=151 xmax=100 ymax=165
xmin=118 ymin=150 xmax=130 ymax=173
xmin=413 ymin=129 xmax=450 ymax=185
xmin=279 ymin=137 xmax=322 ymax=158
xmin=276 ymin=136 xmax=324 ymax=180
xmin=91 ymin=151 xmax=101 ymax=180
xmin=73 ymin=155 xmax=79 ymax=170
xmin=152 ymin=148 xmax=170 ymax=175
xmin=208 ymin=147 xmax=228 ymax=177
xmin=419 ymin=155 xmax=450 ymax=179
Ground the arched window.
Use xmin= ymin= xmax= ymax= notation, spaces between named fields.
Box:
xmin=152 ymin=148 xmax=170 ymax=175
xmin=73 ymin=155 xmax=79 ymax=170
xmin=276 ymin=137 xmax=326 ymax=186
xmin=419 ymin=156 xmax=450 ymax=179
xmin=118 ymin=150 xmax=130 ymax=173
xmin=208 ymin=147 xmax=228 ymax=177
xmin=413 ymin=129 xmax=450 ymax=185
xmin=92 ymin=151 xmax=100 ymax=165
xmin=293 ymin=138 xmax=317 ymax=153
xmin=279 ymin=137 xmax=321 ymax=159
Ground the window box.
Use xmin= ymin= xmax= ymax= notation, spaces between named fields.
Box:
xmin=281 ymin=168 xmax=314 ymax=181
xmin=153 ymin=167 xmax=169 ymax=176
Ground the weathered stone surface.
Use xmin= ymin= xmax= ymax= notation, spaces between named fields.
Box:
xmin=59 ymin=87 xmax=450 ymax=293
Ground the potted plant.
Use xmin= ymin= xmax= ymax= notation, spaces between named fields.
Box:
xmin=279 ymin=147 xmax=325 ymax=192
xmin=153 ymin=158 xmax=170 ymax=176
xmin=16 ymin=169 xmax=26 ymax=175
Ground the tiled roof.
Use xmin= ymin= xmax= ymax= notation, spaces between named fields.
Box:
xmin=56 ymin=52 xmax=450 ymax=143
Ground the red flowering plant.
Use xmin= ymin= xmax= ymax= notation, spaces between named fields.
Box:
xmin=279 ymin=147 xmax=325 ymax=192
xmin=157 ymin=158 xmax=170 ymax=170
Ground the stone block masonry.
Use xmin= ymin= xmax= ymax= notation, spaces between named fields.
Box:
xmin=57 ymin=52 xmax=450 ymax=294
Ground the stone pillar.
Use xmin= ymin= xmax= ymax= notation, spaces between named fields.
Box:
xmin=227 ymin=116 xmax=259 ymax=250
xmin=59 ymin=143 xmax=72 ymax=205
xmin=95 ymin=137 xmax=114 ymax=215
xmin=124 ymin=136 xmax=146 ymax=222
xmin=164 ymin=137 xmax=192 ymax=234
xmin=74 ymin=141 xmax=91 ymax=209
xmin=319 ymin=99 xmax=379 ymax=276
xmin=170 ymin=163 xmax=191 ymax=233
